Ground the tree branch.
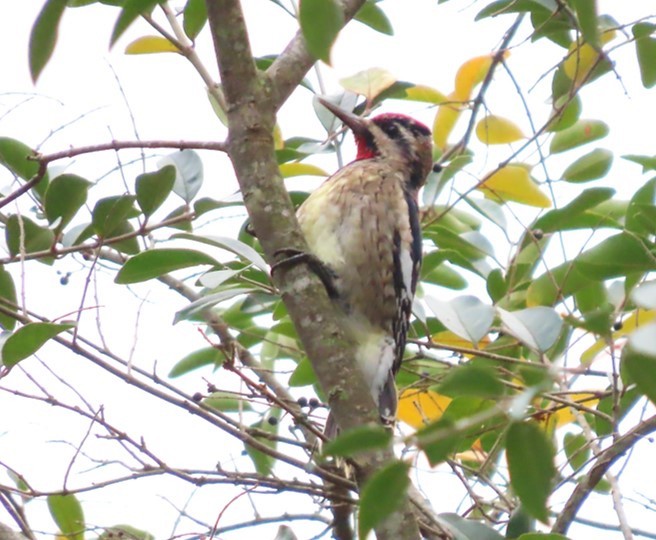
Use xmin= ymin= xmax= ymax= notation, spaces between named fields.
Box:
xmin=266 ymin=0 xmax=367 ymax=111
xmin=204 ymin=1 xmax=421 ymax=538
xmin=37 ymin=139 xmax=227 ymax=164
xmin=553 ymin=414 xmax=656 ymax=534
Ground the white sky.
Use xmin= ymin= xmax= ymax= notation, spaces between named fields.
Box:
xmin=1 ymin=1 xmax=656 ymax=539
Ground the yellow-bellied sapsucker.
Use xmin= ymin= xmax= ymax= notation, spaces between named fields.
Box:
xmin=292 ymin=99 xmax=433 ymax=435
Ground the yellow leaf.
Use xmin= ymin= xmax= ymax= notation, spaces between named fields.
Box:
xmin=397 ymin=388 xmax=451 ymax=428
xmin=563 ymin=30 xmax=616 ymax=86
xmin=432 ymin=330 xmax=490 ymax=357
xmin=125 ymin=35 xmax=179 ymax=55
xmin=476 ymin=115 xmax=525 ymax=145
xmin=580 ymin=309 xmax=656 ymax=364
xmin=279 ymin=162 xmax=328 ymax=178
xmin=454 ymin=52 xmax=509 ymax=101
xmin=273 ymin=123 xmax=284 ymax=150
xmin=339 ymin=67 xmax=396 ymax=102
xmin=536 ymin=393 xmax=600 ymax=431
xmin=479 ymin=164 xmax=551 ymax=208
xmin=432 ymin=92 xmax=462 ymax=149
xmin=207 ymin=86 xmax=227 ymax=126
xmin=454 ymin=446 xmax=486 ymax=462
xmin=403 ymin=85 xmax=447 ymax=104
xmin=563 ymin=43 xmax=598 ymax=85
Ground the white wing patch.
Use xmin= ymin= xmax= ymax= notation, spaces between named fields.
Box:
xmin=399 ymin=244 xmax=414 ymax=302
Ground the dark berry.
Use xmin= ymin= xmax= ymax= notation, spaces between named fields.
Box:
xmin=297 ymin=396 xmax=308 ymax=408
xmin=192 ymin=392 xmax=203 ymax=402
xmin=308 ymin=397 xmax=320 ymax=409
xmin=267 ymin=416 xmax=278 ymax=426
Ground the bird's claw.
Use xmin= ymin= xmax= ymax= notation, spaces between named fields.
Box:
xmin=271 ymin=248 xmax=339 ymax=299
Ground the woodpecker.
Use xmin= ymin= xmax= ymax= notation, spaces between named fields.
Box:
xmin=285 ymin=99 xmax=433 ymax=435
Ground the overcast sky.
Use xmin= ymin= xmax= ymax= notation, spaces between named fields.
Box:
xmin=1 ymin=1 xmax=655 ymax=539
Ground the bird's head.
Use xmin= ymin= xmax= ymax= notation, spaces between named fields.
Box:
xmin=319 ymin=98 xmax=434 ymax=189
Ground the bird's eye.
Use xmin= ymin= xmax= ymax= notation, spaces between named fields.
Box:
xmin=385 ymin=123 xmax=400 ymax=137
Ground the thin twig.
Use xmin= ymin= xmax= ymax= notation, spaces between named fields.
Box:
xmin=553 ymin=414 xmax=656 ymax=534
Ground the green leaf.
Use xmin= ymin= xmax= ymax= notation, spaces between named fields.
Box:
xmin=437 ymin=364 xmax=505 ymax=398
xmin=174 ymin=288 xmax=255 ymax=324
xmin=288 ymin=357 xmax=317 ymax=386
xmin=425 ymin=295 xmax=494 ymax=344
xmin=626 ymin=177 xmax=656 ymax=236
xmin=198 ymin=269 xmax=240 ymax=289
xmin=203 ymin=391 xmax=253 ymax=412
xmin=47 ymin=494 xmax=85 ymax=540
xmin=534 ymin=187 xmax=615 ymax=233
xmin=110 ymin=0 xmax=161 ymax=46
xmin=0 ymin=137 xmax=42 ymax=181
xmin=547 ymin=94 xmax=581 ymax=133
xmin=476 ymin=0 xmax=558 ymax=22
xmin=506 ymin=506 xmax=535 ymax=539
xmin=506 ymin=421 xmax=555 ymax=523
xmin=159 ymin=150 xmax=204 ymax=203
xmin=115 ymin=248 xmax=219 ymax=284
xmin=322 ymin=425 xmax=391 ymax=457
xmin=29 ymin=0 xmax=67 ymax=82
xmin=183 ymin=0 xmax=207 ymax=39
xmin=173 ymin=233 xmax=269 ymax=273
xmin=416 ymin=417 xmax=459 ymax=466
xmin=422 ymin=263 xmax=467 ymax=290
xmin=2 ymin=322 xmax=74 ymax=368
xmin=562 ymin=148 xmax=612 ymax=183
xmin=550 ymin=120 xmax=609 ymax=154
xmin=497 ymin=306 xmax=563 ymax=352
xmin=168 ymin=346 xmax=224 ymax=377
xmin=571 ymin=0 xmax=598 ymax=46
xmin=354 ymin=0 xmax=393 ymax=35
xmin=624 ymin=324 xmax=656 ymax=405
xmin=135 ymin=165 xmax=175 ymax=217
xmin=486 ymin=268 xmax=507 ymax=302
xmin=575 ymin=234 xmax=656 ymax=278
xmin=0 ymin=267 xmax=17 ymax=331
xmin=161 ymin=204 xmax=193 ymax=232
xmin=527 ymin=234 xmax=656 ymax=306
xmin=299 ymin=0 xmax=344 ymax=64
xmin=244 ymin=409 xmax=280 ymax=476
xmin=438 ymin=512 xmax=505 ymax=540
xmin=44 ymin=174 xmax=91 ymax=231
xmin=633 ymin=22 xmax=656 ymax=88
xmin=595 ymin=385 xmax=640 ymax=437
xmin=92 ymin=195 xmax=137 ymax=238
xmin=358 ymin=460 xmax=410 ymax=539
xmin=109 ymin=221 xmax=140 ymax=255
xmin=563 ymin=432 xmax=589 ymax=471
xmin=623 ymin=154 xmax=656 ymax=173
xmin=5 ymin=215 xmax=55 ymax=259
xmin=531 ymin=4 xmax=571 ymax=48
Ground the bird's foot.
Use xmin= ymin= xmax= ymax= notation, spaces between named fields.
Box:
xmin=271 ymin=248 xmax=339 ymax=299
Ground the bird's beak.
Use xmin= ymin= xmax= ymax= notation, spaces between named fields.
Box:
xmin=318 ymin=98 xmax=369 ymax=136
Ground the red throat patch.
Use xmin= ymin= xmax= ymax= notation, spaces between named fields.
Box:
xmin=354 ymin=136 xmax=377 ymax=160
